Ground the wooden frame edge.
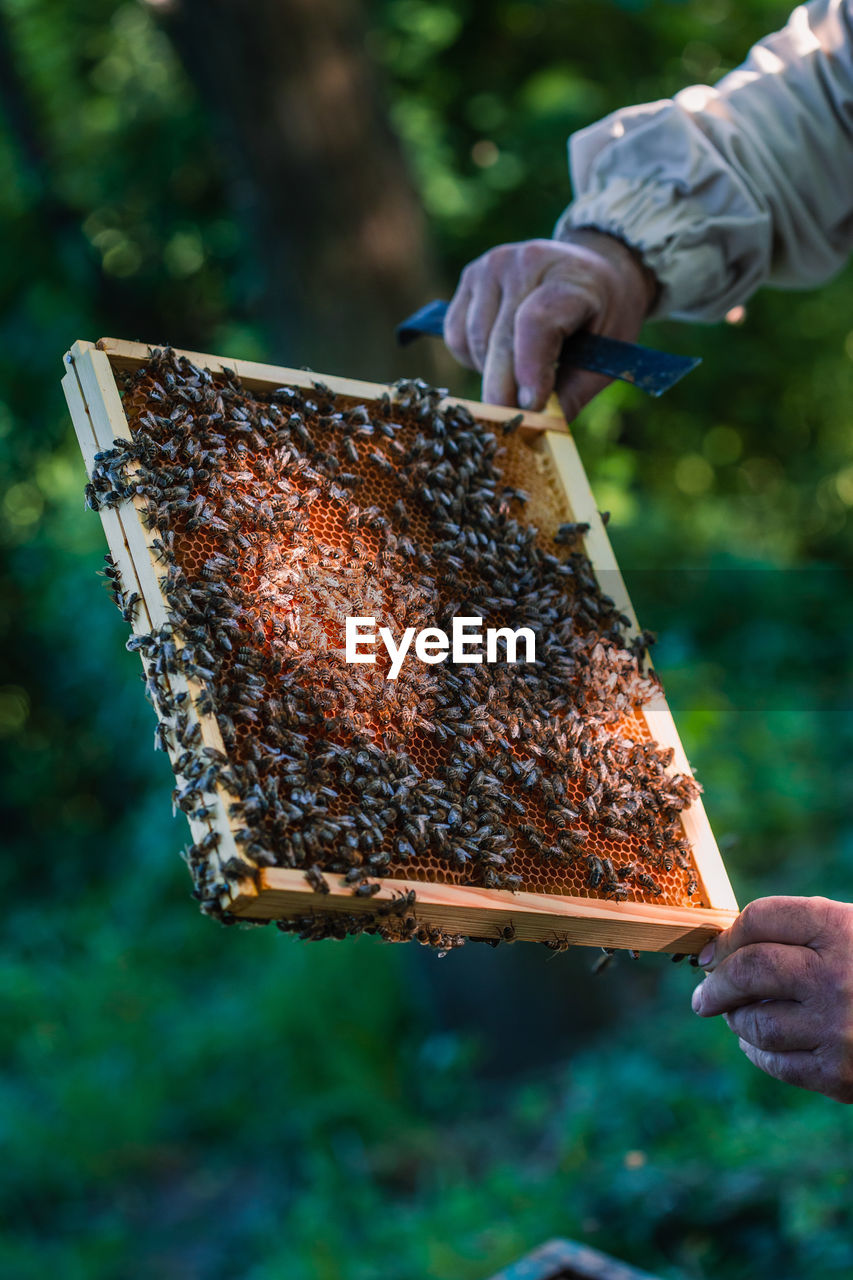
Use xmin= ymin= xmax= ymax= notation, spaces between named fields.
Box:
xmin=63 ymin=345 xmax=257 ymax=911
xmin=540 ymin=430 xmax=738 ymax=914
xmin=238 ymin=868 xmax=737 ymax=952
xmin=93 ymin=336 xmax=568 ymax=435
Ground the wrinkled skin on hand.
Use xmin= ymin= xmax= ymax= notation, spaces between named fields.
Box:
xmin=692 ymin=896 xmax=853 ymax=1103
xmin=443 ymin=229 xmax=658 ymax=420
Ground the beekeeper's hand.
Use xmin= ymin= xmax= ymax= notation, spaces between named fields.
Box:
xmin=443 ymin=230 xmax=658 ymax=420
xmin=692 ymin=896 xmax=853 ymax=1103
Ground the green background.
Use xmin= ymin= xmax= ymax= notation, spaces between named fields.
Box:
xmin=1 ymin=1 xmax=852 ymax=1276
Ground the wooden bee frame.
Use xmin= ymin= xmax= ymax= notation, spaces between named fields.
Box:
xmin=62 ymin=337 xmax=738 ymax=953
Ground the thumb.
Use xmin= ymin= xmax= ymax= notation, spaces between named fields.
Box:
xmin=698 ymin=896 xmax=833 ymax=972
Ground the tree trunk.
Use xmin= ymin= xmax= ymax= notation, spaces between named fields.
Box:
xmin=162 ymin=0 xmax=441 ymax=382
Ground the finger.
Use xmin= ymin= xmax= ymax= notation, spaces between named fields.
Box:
xmin=465 ymin=272 xmax=503 ymax=373
xmin=444 ymin=269 xmax=476 ymax=369
xmin=738 ymin=1038 xmax=817 ymax=1092
xmin=700 ymin=896 xmax=838 ymax=971
xmin=482 ymin=299 xmax=522 ymax=407
xmin=554 ymin=368 xmax=611 ymax=422
xmin=692 ymin=941 xmax=819 ymax=1016
xmin=513 ymin=283 xmax=596 ymax=411
xmin=724 ymin=1000 xmax=820 ymax=1053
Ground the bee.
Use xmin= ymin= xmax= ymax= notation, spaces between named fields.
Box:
xmin=554 ymin=521 xmax=590 ymax=545
xmin=601 ymin=856 xmax=617 ymax=883
xmin=368 ymin=448 xmax=392 ymax=474
xmin=381 ymin=888 xmax=416 ymax=915
xmin=578 ymin=796 xmax=599 ymax=823
xmin=305 ymin=865 xmax=330 ymax=894
xmin=392 ymin=497 xmax=409 ymax=529
xmin=585 ymin=855 xmax=603 ymax=889
xmin=222 ymin=856 xmax=256 ymax=881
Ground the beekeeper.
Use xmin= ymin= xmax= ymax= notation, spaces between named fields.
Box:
xmin=446 ymin=0 xmax=853 ymax=1104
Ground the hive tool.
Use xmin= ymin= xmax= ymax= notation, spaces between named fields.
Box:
xmin=397 ymin=299 xmax=700 ymax=398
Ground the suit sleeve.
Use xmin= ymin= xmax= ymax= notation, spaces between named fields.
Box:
xmin=554 ymin=0 xmax=853 ymax=320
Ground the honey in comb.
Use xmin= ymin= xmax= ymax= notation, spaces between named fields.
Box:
xmin=89 ymin=347 xmax=704 ymax=947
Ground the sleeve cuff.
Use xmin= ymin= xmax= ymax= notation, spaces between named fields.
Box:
xmin=554 ymin=102 xmax=774 ymax=322
xmin=555 ymin=181 xmax=771 ymax=322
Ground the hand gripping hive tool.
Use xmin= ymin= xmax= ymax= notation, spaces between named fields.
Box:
xmin=396 ymin=299 xmax=700 ymax=398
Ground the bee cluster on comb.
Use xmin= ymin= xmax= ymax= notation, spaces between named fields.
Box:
xmin=79 ymin=344 xmax=710 ymax=952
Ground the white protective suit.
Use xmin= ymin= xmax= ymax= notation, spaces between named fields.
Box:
xmin=554 ymin=0 xmax=853 ymax=321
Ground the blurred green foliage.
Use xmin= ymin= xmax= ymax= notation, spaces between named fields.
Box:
xmin=1 ymin=0 xmax=852 ymax=1276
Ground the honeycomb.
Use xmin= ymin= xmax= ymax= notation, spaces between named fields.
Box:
xmin=87 ymin=347 xmax=706 ymax=944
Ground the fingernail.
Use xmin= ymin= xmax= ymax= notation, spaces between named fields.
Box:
xmin=691 ymin=982 xmax=704 ymax=1013
xmin=518 ymin=386 xmax=536 ymax=410
xmin=697 ymin=941 xmax=715 ymax=968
